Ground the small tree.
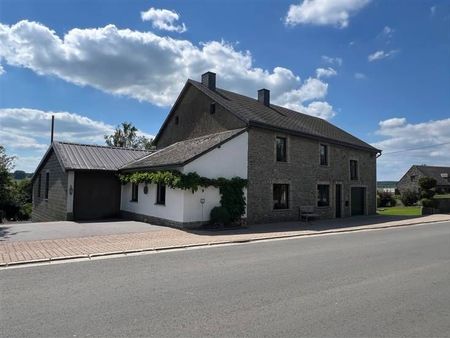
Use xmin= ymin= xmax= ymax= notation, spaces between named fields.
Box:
xmin=419 ymin=176 xmax=438 ymax=210
xmin=104 ymin=122 xmax=153 ymax=150
xmin=0 ymin=145 xmax=16 ymax=221
xmin=401 ymin=189 xmax=419 ymax=206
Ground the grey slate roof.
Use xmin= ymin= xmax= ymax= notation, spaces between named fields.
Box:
xmin=187 ymin=80 xmax=379 ymax=152
xmin=415 ymin=165 xmax=450 ymax=186
xmin=122 ymin=128 xmax=246 ymax=170
xmin=53 ymin=141 xmax=152 ymax=171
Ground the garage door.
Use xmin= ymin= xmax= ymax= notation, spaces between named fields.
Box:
xmin=73 ymin=172 xmax=121 ymax=220
xmin=351 ymin=187 xmax=366 ymax=216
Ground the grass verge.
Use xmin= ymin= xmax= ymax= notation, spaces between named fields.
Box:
xmin=377 ymin=206 xmax=422 ymax=216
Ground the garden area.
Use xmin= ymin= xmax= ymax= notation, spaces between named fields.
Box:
xmin=377 ymin=176 xmax=450 ymax=216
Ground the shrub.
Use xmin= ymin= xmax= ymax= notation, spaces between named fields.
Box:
xmin=421 ymin=198 xmax=438 ymax=208
xmin=210 ymin=206 xmax=231 ymax=225
xmin=420 ymin=189 xmax=436 ymax=199
xmin=418 ymin=177 xmax=437 ymax=191
xmin=377 ymin=191 xmax=397 ymax=207
xmin=401 ymin=190 xmax=419 ymax=206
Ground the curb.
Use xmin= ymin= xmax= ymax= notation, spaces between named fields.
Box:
xmin=1 ymin=218 xmax=448 ymax=268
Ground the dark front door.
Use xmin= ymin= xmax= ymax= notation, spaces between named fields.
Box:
xmin=351 ymin=187 xmax=366 ymax=216
xmin=335 ymin=184 xmax=342 ymax=218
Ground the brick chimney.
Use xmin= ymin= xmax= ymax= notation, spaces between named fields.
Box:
xmin=201 ymin=72 xmax=216 ymax=90
xmin=258 ymin=89 xmax=270 ymax=107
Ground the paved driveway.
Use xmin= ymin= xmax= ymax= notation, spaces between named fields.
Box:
xmin=0 ymin=220 xmax=165 ymax=242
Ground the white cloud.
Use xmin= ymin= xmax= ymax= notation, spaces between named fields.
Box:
xmin=354 ymin=72 xmax=366 ymax=79
xmin=316 ymin=67 xmax=337 ymax=79
xmin=0 ymin=108 xmax=152 ymax=172
xmin=0 ymin=64 xmax=4 ymax=75
xmin=0 ymin=20 xmax=336 ymax=120
xmin=141 ymin=7 xmax=186 ymax=33
xmin=368 ymin=49 xmax=398 ymax=62
xmin=373 ymin=117 xmax=450 ymax=180
xmin=321 ymin=55 xmax=343 ymax=66
xmin=285 ymin=0 xmax=371 ymax=28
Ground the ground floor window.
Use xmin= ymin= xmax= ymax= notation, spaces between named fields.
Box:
xmin=273 ymin=184 xmax=289 ymax=209
xmin=131 ymin=183 xmax=139 ymax=202
xmin=317 ymin=184 xmax=330 ymax=207
xmin=156 ymin=183 xmax=166 ymax=205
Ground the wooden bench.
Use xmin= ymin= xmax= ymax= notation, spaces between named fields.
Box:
xmin=299 ymin=206 xmax=319 ymax=222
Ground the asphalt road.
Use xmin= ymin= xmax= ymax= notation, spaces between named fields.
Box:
xmin=1 ymin=222 xmax=450 ymax=337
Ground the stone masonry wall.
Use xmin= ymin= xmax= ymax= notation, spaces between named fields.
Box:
xmin=246 ymin=127 xmax=377 ymax=224
xmin=32 ymin=150 xmax=68 ymax=222
xmin=396 ymin=166 xmax=424 ymax=194
xmin=156 ymin=85 xmax=246 ymax=148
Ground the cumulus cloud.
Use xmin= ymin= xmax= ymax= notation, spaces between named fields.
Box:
xmin=373 ymin=117 xmax=450 ymax=180
xmin=316 ymin=67 xmax=337 ymax=79
xmin=0 ymin=20 xmax=336 ymax=119
xmin=285 ymin=0 xmax=371 ymax=28
xmin=368 ymin=49 xmax=398 ymax=62
xmin=141 ymin=7 xmax=186 ymax=33
xmin=0 ymin=64 xmax=4 ymax=75
xmin=321 ymin=55 xmax=342 ymax=66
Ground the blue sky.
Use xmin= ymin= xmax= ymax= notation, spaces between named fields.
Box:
xmin=0 ymin=0 xmax=449 ymax=180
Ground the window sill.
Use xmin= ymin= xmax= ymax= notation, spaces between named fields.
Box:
xmin=155 ymin=203 xmax=166 ymax=206
xmin=272 ymin=208 xmax=291 ymax=212
xmin=130 ymin=200 xmax=138 ymax=203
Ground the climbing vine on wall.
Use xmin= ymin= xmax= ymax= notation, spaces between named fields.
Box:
xmin=118 ymin=171 xmax=247 ymax=221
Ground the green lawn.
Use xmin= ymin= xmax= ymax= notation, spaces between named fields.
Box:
xmin=435 ymin=194 xmax=450 ymax=199
xmin=377 ymin=206 xmax=422 ymax=216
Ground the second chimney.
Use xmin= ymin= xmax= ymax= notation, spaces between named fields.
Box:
xmin=201 ymin=71 xmax=216 ymax=90
xmin=258 ymin=89 xmax=270 ymax=107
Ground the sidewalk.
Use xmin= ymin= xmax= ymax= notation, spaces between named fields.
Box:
xmin=1 ymin=214 xmax=449 ymax=266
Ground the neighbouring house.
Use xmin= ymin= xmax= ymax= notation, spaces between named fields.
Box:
xmin=32 ymin=72 xmax=380 ymax=227
xmin=377 ymin=181 xmax=397 ymax=194
xmin=397 ymin=165 xmax=450 ymax=194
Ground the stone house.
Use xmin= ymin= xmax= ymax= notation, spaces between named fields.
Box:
xmin=397 ymin=165 xmax=450 ymax=194
xmin=32 ymin=72 xmax=380 ymax=227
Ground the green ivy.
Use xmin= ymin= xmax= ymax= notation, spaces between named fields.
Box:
xmin=118 ymin=171 xmax=247 ymax=221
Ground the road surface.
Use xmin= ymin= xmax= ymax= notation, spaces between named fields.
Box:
xmin=1 ymin=221 xmax=450 ymax=337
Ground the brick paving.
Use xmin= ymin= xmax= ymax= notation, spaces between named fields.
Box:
xmin=1 ymin=214 xmax=450 ymax=266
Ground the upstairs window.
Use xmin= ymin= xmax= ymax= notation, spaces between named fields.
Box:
xmin=350 ymin=160 xmax=359 ymax=180
xmin=131 ymin=183 xmax=139 ymax=202
xmin=410 ymin=175 xmax=416 ymax=182
xmin=175 ymin=116 xmax=179 ymax=125
xmin=273 ymin=184 xmax=289 ymax=209
xmin=317 ymin=184 xmax=330 ymax=207
xmin=210 ymin=102 xmax=216 ymax=114
xmin=320 ymin=144 xmax=328 ymax=166
xmin=45 ymin=172 xmax=50 ymax=199
xmin=276 ymin=137 xmax=287 ymax=162
xmin=156 ymin=183 xmax=166 ymax=205
xmin=37 ymin=174 xmax=41 ymax=198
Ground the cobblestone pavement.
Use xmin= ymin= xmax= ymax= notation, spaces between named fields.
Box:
xmin=1 ymin=214 xmax=449 ymax=266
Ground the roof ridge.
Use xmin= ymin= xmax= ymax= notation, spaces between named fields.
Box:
xmin=54 ymin=141 xmax=152 ymax=152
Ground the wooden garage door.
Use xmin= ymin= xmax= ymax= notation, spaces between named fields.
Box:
xmin=351 ymin=187 xmax=366 ymax=216
xmin=73 ymin=172 xmax=121 ymax=220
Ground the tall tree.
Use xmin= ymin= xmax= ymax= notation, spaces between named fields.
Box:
xmin=104 ymin=122 xmax=153 ymax=150
xmin=0 ymin=145 xmax=16 ymax=220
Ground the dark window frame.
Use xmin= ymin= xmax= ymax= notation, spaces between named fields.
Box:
xmin=131 ymin=183 xmax=139 ymax=202
xmin=210 ymin=102 xmax=216 ymax=114
xmin=276 ymin=137 xmax=287 ymax=162
xmin=319 ymin=144 xmax=328 ymax=166
xmin=156 ymin=183 xmax=166 ymax=205
xmin=317 ymin=184 xmax=330 ymax=207
xmin=350 ymin=160 xmax=359 ymax=180
xmin=37 ymin=174 xmax=42 ymax=198
xmin=44 ymin=172 xmax=50 ymax=200
xmin=273 ymin=184 xmax=289 ymax=210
